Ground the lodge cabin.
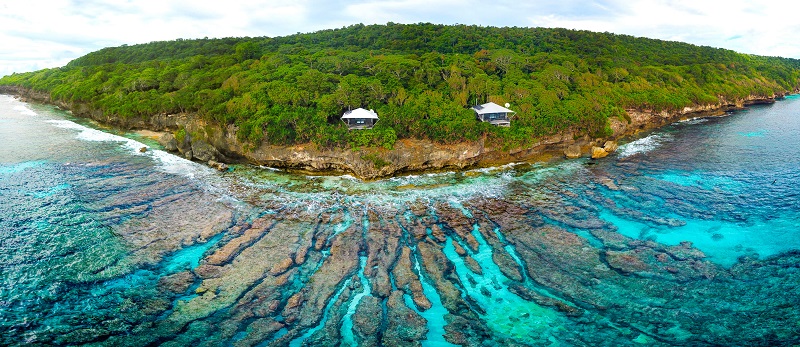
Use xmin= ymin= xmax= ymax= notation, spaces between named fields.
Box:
xmin=472 ymin=102 xmax=515 ymax=127
xmin=342 ymin=108 xmax=379 ymax=130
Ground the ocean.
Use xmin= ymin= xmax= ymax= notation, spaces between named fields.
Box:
xmin=1 ymin=93 xmax=799 ymax=346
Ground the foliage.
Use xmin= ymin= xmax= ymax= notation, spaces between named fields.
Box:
xmin=3 ymin=23 xmax=799 ymax=150
xmin=174 ymin=128 xmax=186 ymax=143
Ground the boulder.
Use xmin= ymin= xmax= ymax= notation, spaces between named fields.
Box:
xmin=564 ymin=144 xmax=582 ymax=159
xmin=139 ymin=147 xmax=147 ymax=153
xmin=191 ymin=139 xmax=219 ymax=162
xmin=603 ymin=140 xmax=619 ymax=153
xmin=591 ymin=146 xmax=609 ymax=159
xmin=176 ymin=133 xmax=192 ymax=153
xmin=208 ymin=160 xmax=229 ymax=172
xmin=158 ymin=133 xmax=178 ymax=151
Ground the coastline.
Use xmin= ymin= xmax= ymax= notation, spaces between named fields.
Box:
xmin=1 ymin=85 xmax=793 ymax=179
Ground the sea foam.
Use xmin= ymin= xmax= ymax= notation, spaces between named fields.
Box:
xmin=149 ymin=149 xmax=215 ymax=179
xmin=678 ymin=117 xmax=709 ymax=125
xmin=45 ymin=119 xmax=216 ymax=180
xmin=13 ymin=104 xmax=38 ymax=116
xmin=47 ymin=119 xmax=149 ymax=153
xmin=617 ymin=134 xmax=671 ymax=158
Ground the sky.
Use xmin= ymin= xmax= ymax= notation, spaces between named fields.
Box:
xmin=2 ymin=0 xmax=800 ymax=77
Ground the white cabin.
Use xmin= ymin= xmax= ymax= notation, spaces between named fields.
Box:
xmin=342 ymin=108 xmax=379 ymax=129
xmin=472 ymin=102 xmax=515 ymax=127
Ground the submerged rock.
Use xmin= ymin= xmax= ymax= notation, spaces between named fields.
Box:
xmin=492 ymin=251 xmax=523 ymax=282
xmin=353 ymin=295 xmax=382 ymax=346
xmin=158 ymin=271 xmax=196 ymax=293
xmin=382 ymin=291 xmax=428 ymax=346
xmin=392 ymin=247 xmax=432 ymax=310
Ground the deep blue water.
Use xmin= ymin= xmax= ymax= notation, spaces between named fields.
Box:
xmin=1 ymin=94 xmax=799 ymax=346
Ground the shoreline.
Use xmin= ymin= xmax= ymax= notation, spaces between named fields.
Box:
xmin=133 ymin=129 xmax=168 ymax=141
xmin=1 ymin=85 xmax=793 ymax=179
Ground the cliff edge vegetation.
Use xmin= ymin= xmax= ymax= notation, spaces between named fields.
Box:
xmin=2 ymin=23 xmax=799 ymax=177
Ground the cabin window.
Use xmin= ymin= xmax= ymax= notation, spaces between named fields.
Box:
xmin=487 ymin=113 xmax=507 ymax=121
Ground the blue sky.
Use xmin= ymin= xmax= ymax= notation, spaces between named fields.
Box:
xmin=2 ymin=0 xmax=799 ymax=77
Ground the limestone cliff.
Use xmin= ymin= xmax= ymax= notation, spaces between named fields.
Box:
xmin=0 ymin=85 xmax=791 ymax=179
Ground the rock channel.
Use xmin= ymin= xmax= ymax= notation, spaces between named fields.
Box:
xmin=78 ymin=172 xmax=800 ymax=346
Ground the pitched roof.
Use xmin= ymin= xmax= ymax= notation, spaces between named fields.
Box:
xmin=471 ymin=102 xmax=515 ymax=115
xmin=341 ymin=108 xmax=379 ymax=119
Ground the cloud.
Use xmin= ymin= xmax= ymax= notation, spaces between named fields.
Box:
xmin=1 ymin=0 xmax=799 ymax=78
xmin=528 ymin=0 xmax=800 ymax=58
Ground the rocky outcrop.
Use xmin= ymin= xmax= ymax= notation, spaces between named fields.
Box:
xmin=607 ymin=93 xmax=789 ymax=141
xmin=189 ymin=138 xmax=220 ymax=162
xmin=590 ymin=141 xmax=618 ymax=159
xmin=564 ymin=144 xmax=582 ymax=159
xmin=159 ymin=133 xmax=178 ymax=151
xmin=603 ymin=140 xmax=618 ymax=153
xmin=591 ymin=146 xmax=609 ymax=159
xmin=207 ymin=160 xmax=229 ymax=172
xmin=1 ymin=85 xmax=791 ymax=179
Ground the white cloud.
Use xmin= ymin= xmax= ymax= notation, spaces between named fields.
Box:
xmin=529 ymin=0 xmax=800 ymax=58
xmin=343 ymin=0 xmax=475 ymax=24
xmin=1 ymin=0 xmax=799 ymax=78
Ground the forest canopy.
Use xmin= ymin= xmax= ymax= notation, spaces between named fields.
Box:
xmin=3 ymin=23 xmax=799 ymax=150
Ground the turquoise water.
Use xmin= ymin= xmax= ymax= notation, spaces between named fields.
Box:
xmin=442 ymin=230 xmax=563 ymax=343
xmin=163 ymin=233 xmax=225 ymax=273
xmin=408 ymin=255 xmax=458 ymax=347
xmin=340 ymin=256 xmax=371 ymax=346
xmin=593 ymin=97 xmax=800 ymax=266
xmin=2 ymin=94 xmax=800 ymax=346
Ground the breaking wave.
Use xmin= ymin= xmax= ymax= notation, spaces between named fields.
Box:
xmin=13 ymin=104 xmax=38 ymax=116
xmin=617 ymin=133 xmax=671 ymax=158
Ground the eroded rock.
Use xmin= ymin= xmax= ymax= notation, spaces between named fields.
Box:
xmin=392 ymin=247 xmax=432 ymax=311
xmin=190 ymin=138 xmax=219 ymax=162
xmin=208 ymin=160 xmax=229 ymax=172
xmin=591 ymin=146 xmax=609 ymax=159
xmin=158 ymin=133 xmax=178 ymax=151
xmin=603 ymin=140 xmax=619 ymax=153
xmin=158 ymin=271 xmax=196 ymax=293
xmin=564 ymin=144 xmax=582 ymax=159
xmin=353 ymin=295 xmax=382 ymax=346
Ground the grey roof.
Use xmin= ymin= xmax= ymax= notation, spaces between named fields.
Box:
xmin=341 ymin=108 xmax=379 ymax=119
xmin=471 ymin=102 xmax=515 ymax=115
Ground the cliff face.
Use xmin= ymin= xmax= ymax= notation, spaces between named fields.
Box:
xmin=1 ymin=85 xmax=788 ymax=179
xmin=608 ymin=94 xmax=786 ymax=140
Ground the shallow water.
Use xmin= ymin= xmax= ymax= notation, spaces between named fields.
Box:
xmin=1 ymin=94 xmax=800 ymax=346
